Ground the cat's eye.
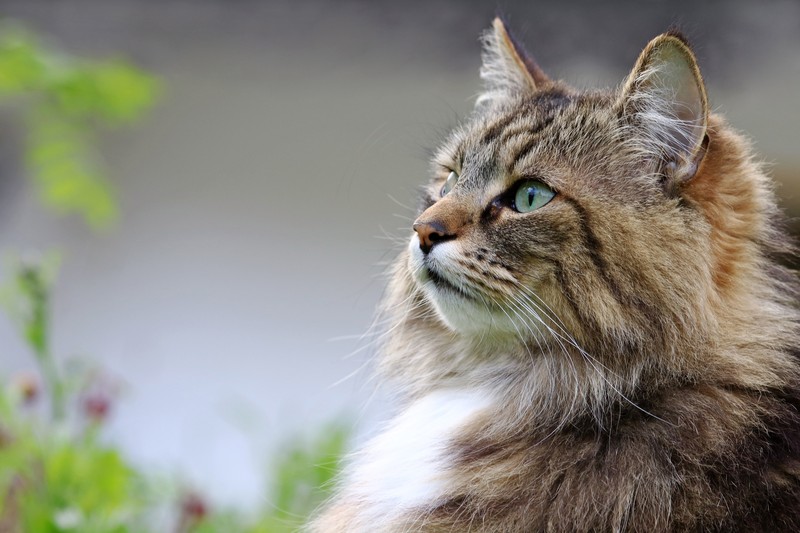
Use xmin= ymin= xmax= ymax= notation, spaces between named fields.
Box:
xmin=512 ymin=180 xmax=555 ymax=213
xmin=441 ymin=171 xmax=459 ymax=197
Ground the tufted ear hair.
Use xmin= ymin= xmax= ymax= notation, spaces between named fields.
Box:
xmin=619 ymin=32 xmax=709 ymax=184
xmin=476 ymin=17 xmax=551 ymax=109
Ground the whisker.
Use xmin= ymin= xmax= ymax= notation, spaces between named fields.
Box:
xmin=509 ymin=280 xmax=673 ymax=426
xmin=386 ymin=193 xmax=416 ymax=213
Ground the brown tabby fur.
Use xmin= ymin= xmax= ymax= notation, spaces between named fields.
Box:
xmin=313 ymin=18 xmax=800 ymax=532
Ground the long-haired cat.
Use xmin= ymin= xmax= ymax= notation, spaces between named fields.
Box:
xmin=312 ymin=18 xmax=800 ymax=532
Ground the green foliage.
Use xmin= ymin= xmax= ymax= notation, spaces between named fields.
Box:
xmin=0 ymin=258 xmax=148 ymax=533
xmin=0 ymin=23 xmax=349 ymax=533
xmin=270 ymin=424 xmax=347 ymax=527
xmin=0 ymin=260 xmax=349 ymax=533
xmin=0 ymin=424 xmax=148 ymax=533
xmin=196 ymin=424 xmax=348 ymax=533
xmin=0 ymin=253 xmax=63 ymax=420
xmin=0 ymin=25 xmax=159 ymax=229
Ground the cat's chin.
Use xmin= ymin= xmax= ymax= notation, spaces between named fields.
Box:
xmin=406 ymin=236 xmax=528 ymax=338
xmin=421 ymin=279 xmax=499 ymax=335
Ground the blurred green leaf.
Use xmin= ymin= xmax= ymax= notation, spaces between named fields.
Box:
xmin=0 ymin=35 xmax=45 ymax=93
xmin=0 ymin=24 xmax=159 ymax=230
xmin=51 ymin=61 xmax=159 ymax=125
xmin=26 ymin=112 xmax=118 ymax=229
xmin=270 ymin=422 xmax=348 ymax=525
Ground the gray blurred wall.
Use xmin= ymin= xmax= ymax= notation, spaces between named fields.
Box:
xmin=0 ymin=0 xmax=797 ymax=507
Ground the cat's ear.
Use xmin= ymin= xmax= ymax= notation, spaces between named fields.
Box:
xmin=619 ymin=32 xmax=709 ymax=183
xmin=476 ymin=17 xmax=551 ymax=109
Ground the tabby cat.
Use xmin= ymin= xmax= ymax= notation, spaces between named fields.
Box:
xmin=312 ymin=18 xmax=800 ymax=532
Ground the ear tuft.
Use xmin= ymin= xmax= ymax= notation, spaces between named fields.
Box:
xmin=476 ymin=18 xmax=550 ymax=109
xmin=662 ymin=28 xmax=692 ymax=47
xmin=620 ymin=34 xmax=709 ymax=183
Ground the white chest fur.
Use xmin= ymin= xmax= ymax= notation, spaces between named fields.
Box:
xmin=345 ymin=389 xmax=493 ymax=526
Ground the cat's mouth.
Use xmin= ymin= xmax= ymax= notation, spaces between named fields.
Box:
xmin=422 ymin=262 xmax=478 ymax=301
xmin=408 ymin=234 xmax=482 ymax=304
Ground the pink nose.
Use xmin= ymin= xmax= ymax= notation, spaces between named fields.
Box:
xmin=412 ymin=220 xmax=456 ymax=254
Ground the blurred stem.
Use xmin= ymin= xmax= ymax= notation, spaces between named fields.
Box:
xmin=19 ymin=265 xmax=64 ymax=421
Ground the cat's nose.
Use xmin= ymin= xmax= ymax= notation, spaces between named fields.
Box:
xmin=413 ymin=220 xmax=456 ymax=254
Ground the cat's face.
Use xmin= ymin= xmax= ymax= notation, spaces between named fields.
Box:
xmin=405 ymin=21 xmax=711 ymax=345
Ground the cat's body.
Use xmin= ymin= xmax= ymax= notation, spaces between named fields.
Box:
xmin=313 ymin=19 xmax=800 ymax=532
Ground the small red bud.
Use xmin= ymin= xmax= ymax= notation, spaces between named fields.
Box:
xmin=178 ymin=491 xmax=209 ymax=530
xmin=11 ymin=373 xmax=39 ymax=406
xmin=183 ymin=493 xmax=208 ymax=519
xmin=82 ymin=393 xmax=111 ymax=423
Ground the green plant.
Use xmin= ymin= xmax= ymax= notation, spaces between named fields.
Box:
xmin=0 ymin=25 xmax=161 ymax=530
xmin=0 ymin=253 xmax=62 ymax=420
xmin=0 ymin=258 xmax=152 ymax=533
xmin=0 ymin=25 xmax=158 ymax=229
xmin=1 ymin=258 xmax=349 ymax=533
xmin=192 ymin=424 xmax=348 ymax=533
xmin=0 ymin=25 xmax=349 ymax=533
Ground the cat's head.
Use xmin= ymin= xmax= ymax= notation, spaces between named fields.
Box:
xmin=404 ymin=19 xmax=714 ymax=347
xmin=396 ymin=18 xmax=777 ymax=359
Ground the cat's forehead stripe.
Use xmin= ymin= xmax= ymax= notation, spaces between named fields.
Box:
xmin=507 ymin=115 xmax=557 ymax=168
xmin=460 ymin=146 xmax=497 ymax=191
xmin=479 ymin=93 xmax=570 ymax=145
xmin=456 ymin=91 xmax=575 ymax=180
xmin=458 ymin=115 xmax=558 ymax=189
xmin=498 ymin=114 xmax=555 ymax=144
xmin=479 ymin=114 xmax=517 ymax=145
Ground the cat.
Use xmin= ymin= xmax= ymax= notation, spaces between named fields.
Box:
xmin=312 ymin=17 xmax=800 ymax=532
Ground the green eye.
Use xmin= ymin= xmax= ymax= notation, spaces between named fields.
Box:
xmin=441 ymin=171 xmax=459 ymax=196
xmin=513 ymin=180 xmax=555 ymax=213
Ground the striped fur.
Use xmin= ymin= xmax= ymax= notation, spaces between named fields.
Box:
xmin=312 ymin=18 xmax=800 ymax=532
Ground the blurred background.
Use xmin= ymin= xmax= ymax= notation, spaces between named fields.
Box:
xmin=0 ymin=0 xmax=797 ymax=524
